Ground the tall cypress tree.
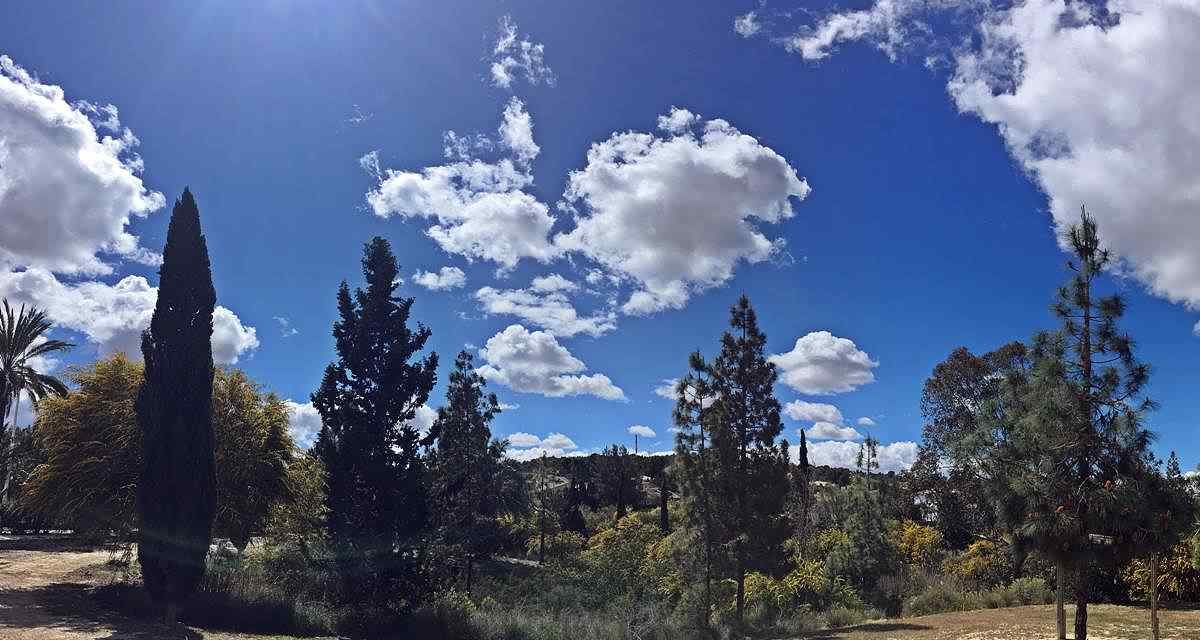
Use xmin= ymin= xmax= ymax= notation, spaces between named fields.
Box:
xmin=136 ymin=188 xmax=217 ymax=625
xmin=312 ymin=237 xmax=438 ymax=608
xmin=707 ymin=295 xmax=790 ymax=621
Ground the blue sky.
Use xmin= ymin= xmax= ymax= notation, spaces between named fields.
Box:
xmin=3 ymin=1 xmax=1198 ymax=471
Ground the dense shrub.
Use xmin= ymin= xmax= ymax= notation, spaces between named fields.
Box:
xmin=1123 ymin=538 xmax=1200 ymax=602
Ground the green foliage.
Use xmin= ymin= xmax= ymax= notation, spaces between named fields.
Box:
xmin=903 ymin=575 xmax=1053 ymax=617
xmin=22 ymin=356 xmax=309 ymax=547
xmin=579 ymin=513 xmax=661 ymax=599
xmin=526 ymin=531 xmax=586 ymax=562
xmin=1123 ymin=537 xmax=1200 ymax=601
xmin=890 ymin=519 xmax=944 ymax=568
xmin=312 ymin=236 xmax=439 ymax=609
xmin=136 ymin=188 xmax=218 ymax=612
xmin=0 ymin=299 xmax=72 ymax=517
xmin=212 ymin=369 xmax=294 ymax=552
xmin=21 ymin=354 xmax=141 ymax=537
xmin=264 ymin=452 xmax=328 ymax=561
xmin=942 ymin=540 xmax=1010 ymax=588
xmin=429 ymin=351 xmax=524 ymax=590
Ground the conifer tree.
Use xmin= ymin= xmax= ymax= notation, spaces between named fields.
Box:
xmin=673 ymin=351 xmax=718 ymax=627
xmin=707 ymin=295 xmax=790 ymax=621
xmin=788 ymin=429 xmax=813 ymax=541
xmin=136 ymin=189 xmax=217 ymax=625
xmin=1020 ymin=209 xmax=1154 ymax=640
xmin=597 ymin=444 xmax=637 ymax=521
xmin=428 ymin=351 xmax=509 ymax=592
xmin=312 ymin=237 xmax=438 ymax=608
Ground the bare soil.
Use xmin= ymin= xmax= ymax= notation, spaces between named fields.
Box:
xmin=0 ymin=535 xmax=310 ymax=640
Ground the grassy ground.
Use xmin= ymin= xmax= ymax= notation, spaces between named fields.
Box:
xmin=792 ymin=604 xmax=1200 ymax=640
xmin=0 ymin=535 xmax=321 ymax=640
xmin=2 ymin=537 xmax=1199 ymax=639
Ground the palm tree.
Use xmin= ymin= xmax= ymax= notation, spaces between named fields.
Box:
xmin=1 ymin=300 xmax=72 ymax=504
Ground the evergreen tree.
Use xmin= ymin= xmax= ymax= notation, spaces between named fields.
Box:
xmin=672 ymin=353 xmax=718 ymax=627
xmin=985 ymin=210 xmax=1155 ymax=640
xmin=428 ymin=351 xmax=510 ymax=592
xmin=312 ymin=237 xmax=438 ymax=609
xmin=707 ymin=295 xmax=790 ymax=621
xmin=136 ymin=189 xmax=218 ymax=625
xmin=788 ymin=429 xmax=813 ymax=541
xmin=597 ymin=444 xmax=637 ymax=521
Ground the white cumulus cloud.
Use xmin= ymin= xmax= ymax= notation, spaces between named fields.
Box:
xmin=284 ymin=400 xmax=323 ymax=449
xmin=476 ymin=324 xmax=625 ymax=400
xmin=734 ymin=12 xmax=763 ymax=38
xmin=413 ymin=266 xmax=467 ymax=291
xmin=857 ymin=416 xmax=876 ymax=427
xmin=475 ymin=283 xmax=616 ymax=338
xmin=0 ymin=268 xmax=258 ymax=364
xmin=0 ymin=55 xmax=165 ymax=275
xmin=770 ymin=331 xmax=878 ymax=394
xmin=365 ymin=97 xmax=557 ymax=271
xmin=793 ymin=439 xmax=918 ymax=472
xmin=628 ymin=424 xmax=656 ymax=438
xmin=555 ymin=107 xmax=810 ymax=315
xmin=783 ymin=400 xmax=844 ymax=424
xmin=761 ymin=1 xmax=1200 ymax=312
xmin=806 ymin=421 xmax=863 ymax=441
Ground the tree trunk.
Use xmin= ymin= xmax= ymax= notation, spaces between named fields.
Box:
xmin=735 ymin=551 xmax=745 ymax=622
xmin=466 ymin=557 xmax=474 ymax=595
xmin=538 ymin=527 xmax=545 ymax=564
xmin=1074 ymin=565 xmax=1089 ymax=640
xmin=1150 ymin=551 xmax=1160 ymax=640
xmin=659 ymin=476 xmax=670 ymax=534
xmin=1 ymin=395 xmax=20 ymax=507
xmin=1056 ymin=561 xmax=1066 ymax=640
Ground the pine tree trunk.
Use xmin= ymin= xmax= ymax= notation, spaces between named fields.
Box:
xmin=735 ymin=551 xmax=745 ymax=622
xmin=1056 ymin=561 xmax=1066 ymax=640
xmin=1150 ymin=551 xmax=1160 ymax=640
xmin=659 ymin=477 xmax=669 ymax=534
xmin=1074 ymin=565 xmax=1089 ymax=640
xmin=539 ymin=521 xmax=547 ymax=562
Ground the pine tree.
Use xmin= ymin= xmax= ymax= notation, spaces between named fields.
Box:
xmin=1030 ymin=209 xmax=1154 ymax=640
xmin=428 ymin=351 xmax=508 ymax=592
xmin=136 ymin=189 xmax=218 ymax=625
xmin=311 ymin=237 xmax=438 ymax=608
xmin=672 ymin=352 xmax=718 ymax=627
xmin=707 ymin=295 xmax=790 ymax=621
xmin=597 ymin=444 xmax=637 ymax=521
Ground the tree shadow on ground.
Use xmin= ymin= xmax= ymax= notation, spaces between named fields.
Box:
xmin=0 ymin=534 xmax=113 ymax=553
xmin=0 ymin=581 xmax=203 ymax=639
xmin=796 ymin=622 xmax=933 ymax=639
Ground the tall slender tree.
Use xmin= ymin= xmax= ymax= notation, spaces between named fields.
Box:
xmin=1009 ymin=209 xmax=1154 ymax=640
xmin=427 ymin=351 xmax=512 ymax=592
xmin=0 ymin=301 xmax=71 ymax=507
xmin=673 ymin=351 xmax=718 ymax=627
xmin=312 ymin=237 xmax=438 ymax=608
xmin=707 ymin=295 xmax=790 ymax=621
xmin=136 ymin=189 xmax=218 ymax=625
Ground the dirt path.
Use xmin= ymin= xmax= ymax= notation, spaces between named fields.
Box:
xmin=798 ymin=604 xmax=1200 ymax=640
xmin=0 ymin=536 xmax=306 ymax=640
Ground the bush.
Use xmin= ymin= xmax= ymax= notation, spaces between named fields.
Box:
xmin=890 ymin=520 xmax=944 ymax=568
xmin=525 ymin=531 xmax=586 ymax=563
xmin=1123 ymin=538 xmax=1200 ymax=602
xmin=903 ymin=575 xmax=1052 ymax=617
xmin=825 ymin=605 xmax=866 ymax=628
xmin=942 ymin=539 xmax=1010 ymax=588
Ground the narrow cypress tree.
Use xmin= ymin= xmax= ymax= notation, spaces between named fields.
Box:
xmin=707 ymin=295 xmax=790 ymax=621
xmin=136 ymin=188 xmax=217 ymax=625
xmin=312 ymin=237 xmax=438 ymax=608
